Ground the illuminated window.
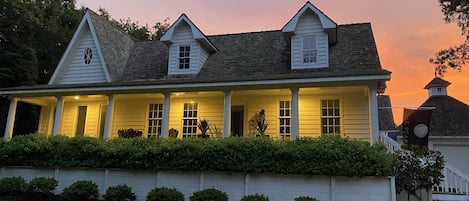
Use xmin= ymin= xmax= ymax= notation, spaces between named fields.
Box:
xmin=321 ymin=99 xmax=340 ymax=135
xmin=182 ymin=102 xmax=198 ymax=137
xmin=303 ymin=36 xmax=317 ymax=63
xmin=148 ymin=104 xmax=163 ymax=137
xmin=179 ymin=45 xmax=190 ymax=69
xmin=279 ymin=100 xmax=291 ymax=140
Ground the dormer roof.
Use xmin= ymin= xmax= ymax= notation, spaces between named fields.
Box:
xmin=424 ymin=77 xmax=451 ymax=89
xmin=160 ymin=14 xmax=217 ymax=53
xmin=282 ymin=1 xmax=337 ymax=44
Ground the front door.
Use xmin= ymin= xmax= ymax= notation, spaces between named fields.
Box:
xmin=75 ymin=106 xmax=87 ymax=136
xmin=231 ymin=105 xmax=244 ymax=136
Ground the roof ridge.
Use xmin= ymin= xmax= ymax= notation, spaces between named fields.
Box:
xmin=207 ymin=29 xmax=281 ymax=37
xmin=339 ymin=22 xmax=371 ymax=26
xmin=86 ymin=9 xmax=138 ymax=41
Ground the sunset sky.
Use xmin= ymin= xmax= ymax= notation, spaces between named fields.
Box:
xmin=75 ymin=0 xmax=469 ymax=124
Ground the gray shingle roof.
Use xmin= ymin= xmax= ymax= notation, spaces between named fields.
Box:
xmin=424 ymin=77 xmax=451 ymax=89
xmin=420 ymin=95 xmax=469 ymax=136
xmin=378 ymin=95 xmax=396 ymax=130
xmin=118 ymin=23 xmax=387 ymax=83
xmin=0 ymin=14 xmax=390 ymax=93
xmin=88 ymin=10 xmax=134 ymax=81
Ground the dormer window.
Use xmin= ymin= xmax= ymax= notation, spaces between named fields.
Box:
xmin=303 ymin=36 xmax=317 ymax=63
xmin=179 ymin=45 xmax=191 ymax=69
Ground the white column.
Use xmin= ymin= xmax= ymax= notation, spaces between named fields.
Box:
xmin=47 ymin=106 xmax=55 ymax=135
xmin=223 ymin=90 xmax=232 ymax=138
xmin=161 ymin=92 xmax=171 ymax=138
xmin=103 ymin=94 xmax=115 ymax=140
xmin=291 ymin=87 xmax=299 ymax=140
xmin=369 ymin=86 xmax=379 ymax=144
xmin=52 ymin=96 xmax=64 ymax=135
xmin=4 ymin=98 xmax=18 ymax=140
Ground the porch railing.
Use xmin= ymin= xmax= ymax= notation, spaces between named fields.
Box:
xmin=378 ymin=133 xmax=469 ymax=199
xmin=378 ymin=132 xmax=401 ymax=153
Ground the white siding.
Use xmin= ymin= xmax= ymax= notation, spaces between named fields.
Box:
xmin=291 ymin=11 xmax=329 ymax=69
xmin=167 ymin=22 xmax=206 ymax=75
xmin=430 ymin=138 xmax=469 ymax=176
xmin=61 ymin=100 xmax=105 ymax=137
xmin=37 ymin=106 xmax=52 ymax=134
xmin=56 ymin=24 xmax=107 ymax=84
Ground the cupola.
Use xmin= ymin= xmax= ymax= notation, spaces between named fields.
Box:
xmin=424 ymin=77 xmax=451 ymax=97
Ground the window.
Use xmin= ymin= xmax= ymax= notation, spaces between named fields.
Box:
xmin=148 ymin=104 xmax=163 ymax=137
xmin=182 ymin=102 xmax=198 ymax=137
xmin=437 ymin=87 xmax=442 ymax=92
xmin=84 ymin=48 xmax=93 ymax=64
xmin=179 ymin=45 xmax=190 ymax=69
xmin=303 ymin=36 xmax=317 ymax=63
xmin=321 ymin=99 xmax=340 ymax=135
xmin=279 ymin=100 xmax=291 ymax=140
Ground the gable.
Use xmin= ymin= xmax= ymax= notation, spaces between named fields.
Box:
xmin=49 ymin=11 xmax=111 ymax=85
xmin=282 ymin=1 xmax=337 ymax=43
xmin=290 ymin=11 xmax=329 ymax=69
xmin=162 ymin=15 xmax=213 ymax=76
xmin=56 ymin=24 xmax=108 ymax=84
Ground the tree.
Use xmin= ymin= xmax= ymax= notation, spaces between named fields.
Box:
xmin=394 ymin=146 xmax=445 ymax=201
xmin=431 ymin=0 xmax=469 ymax=76
xmin=0 ymin=0 xmax=83 ymax=136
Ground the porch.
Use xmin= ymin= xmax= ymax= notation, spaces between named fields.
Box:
xmin=4 ymin=85 xmax=379 ymax=142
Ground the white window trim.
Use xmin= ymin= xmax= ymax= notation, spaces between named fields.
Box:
xmin=320 ymin=98 xmax=342 ymax=136
xmin=302 ymin=36 xmax=317 ymax=64
xmin=178 ymin=44 xmax=191 ymax=70
xmin=147 ymin=103 xmax=164 ymax=138
xmin=182 ymin=102 xmax=198 ymax=137
xmin=279 ymin=100 xmax=292 ymax=140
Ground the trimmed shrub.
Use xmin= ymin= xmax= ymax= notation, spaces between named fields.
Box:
xmin=146 ymin=187 xmax=184 ymax=201
xmin=0 ymin=134 xmax=397 ymax=177
xmin=190 ymin=188 xmax=228 ymax=201
xmin=103 ymin=184 xmax=136 ymax=201
xmin=61 ymin=180 xmax=99 ymax=201
xmin=295 ymin=196 xmax=319 ymax=201
xmin=0 ymin=176 xmax=27 ymax=195
xmin=28 ymin=177 xmax=58 ymax=194
xmin=240 ymin=193 xmax=269 ymax=201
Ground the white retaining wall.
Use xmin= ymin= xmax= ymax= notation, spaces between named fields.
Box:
xmin=0 ymin=167 xmax=396 ymax=201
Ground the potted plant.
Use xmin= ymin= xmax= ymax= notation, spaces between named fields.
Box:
xmin=168 ymin=128 xmax=178 ymax=138
xmin=197 ymin=119 xmax=210 ymax=138
xmin=117 ymin=128 xmax=143 ymax=138
xmin=252 ymin=109 xmax=269 ymax=137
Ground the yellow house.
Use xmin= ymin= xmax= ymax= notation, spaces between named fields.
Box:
xmin=0 ymin=2 xmax=390 ymax=142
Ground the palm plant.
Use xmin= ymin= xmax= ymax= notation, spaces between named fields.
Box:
xmin=253 ymin=109 xmax=268 ymax=136
xmin=197 ymin=119 xmax=210 ymax=137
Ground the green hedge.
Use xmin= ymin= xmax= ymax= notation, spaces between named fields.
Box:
xmin=0 ymin=134 xmax=397 ymax=176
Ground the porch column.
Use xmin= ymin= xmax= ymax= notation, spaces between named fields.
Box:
xmin=3 ymin=98 xmax=18 ymax=140
xmin=369 ymin=86 xmax=379 ymax=144
xmin=291 ymin=87 xmax=300 ymax=140
xmin=52 ymin=96 xmax=64 ymax=135
xmin=103 ymin=94 xmax=115 ymax=140
xmin=223 ymin=90 xmax=231 ymax=138
xmin=161 ymin=92 xmax=171 ymax=138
